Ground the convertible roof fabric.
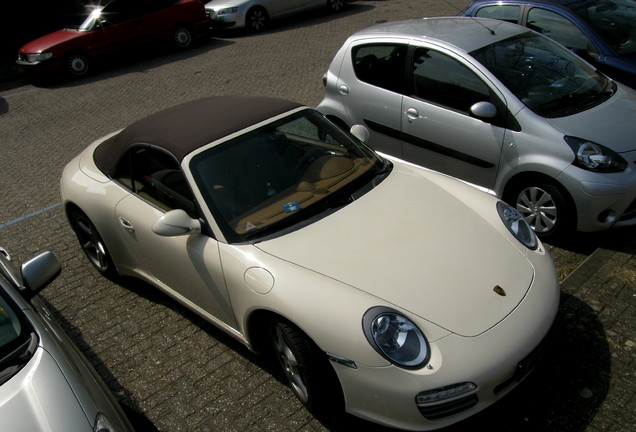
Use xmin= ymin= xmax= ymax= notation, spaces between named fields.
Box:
xmin=94 ymin=95 xmax=303 ymax=175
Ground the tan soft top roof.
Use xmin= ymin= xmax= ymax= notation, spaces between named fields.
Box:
xmin=94 ymin=95 xmax=303 ymax=175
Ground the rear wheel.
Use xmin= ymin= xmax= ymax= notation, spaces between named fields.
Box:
xmin=70 ymin=209 xmax=117 ymax=278
xmin=246 ymin=7 xmax=268 ymax=32
xmin=270 ymin=318 xmax=343 ymax=413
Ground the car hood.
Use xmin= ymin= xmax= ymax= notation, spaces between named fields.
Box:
xmin=1 ymin=348 xmax=92 ymax=431
xmin=546 ymin=85 xmax=636 ymax=153
xmin=20 ymin=29 xmax=85 ymax=53
xmin=255 ymin=163 xmax=535 ymax=337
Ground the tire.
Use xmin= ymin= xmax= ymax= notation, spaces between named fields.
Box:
xmin=270 ymin=318 xmax=343 ymax=414
xmin=327 ymin=0 xmax=344 ymax=12
xmin=173 ymin=26 xmax=192 ymax=49
xmin=246 ymin=7 xmax=268 ymax=32
xmin=505 ymin=181 xmax=573 ymax=240
xmin=65 ymin=52 xmax=90 ymax=77
xmin=70 ymin=210 xmax=117 ymax=278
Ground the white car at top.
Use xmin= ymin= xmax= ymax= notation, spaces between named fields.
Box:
xmin=60 ymin=95 xmax=560 ymax=431
xmin=204 ymin=0 xmax=345 ymax=32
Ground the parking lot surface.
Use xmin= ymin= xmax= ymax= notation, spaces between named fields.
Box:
xmin=1 ymin=1 xmax=635 ymax=431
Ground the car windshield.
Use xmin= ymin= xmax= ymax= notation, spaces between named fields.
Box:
xmin=190 ymin=109 xmax=388 ymax=243
xmin=471 ymin=32 xmax=614 ymax=117
xmin=65 ymin=6 xmax=104 ymax=31
xmin=571 ymin=0 xmax=636 ymax=56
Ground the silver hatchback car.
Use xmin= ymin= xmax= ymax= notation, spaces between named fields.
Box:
xmin=0 ymin=247 xmax=134 ymax=432
xmin=317 ymin=17 xmax=636 ymax=239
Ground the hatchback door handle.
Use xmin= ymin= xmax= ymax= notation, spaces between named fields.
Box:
xmin=406 ymin=108 xmax=419 ymax=122
xmin=119 ymin=217 xmax=135 ymax=233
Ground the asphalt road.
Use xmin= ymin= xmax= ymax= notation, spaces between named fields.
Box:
xmin=0 ymin=1 xmax=630 ymax=431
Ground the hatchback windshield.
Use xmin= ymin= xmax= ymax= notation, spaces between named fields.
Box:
xmin=190 ymin=109 xmax=387 ymax=242
xmin=571 ymin=0 xmax=636 ymax=56
xmin=471 ymin=32 xmax=614 ymax=117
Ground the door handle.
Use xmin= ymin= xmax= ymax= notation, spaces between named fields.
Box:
xmin=338 ymin=85 xmax=349 ymax=96
xmin=119 ymin=217 xmax=135 ymax=233
xmin=406 ymin=108 xmax=419 ymax=122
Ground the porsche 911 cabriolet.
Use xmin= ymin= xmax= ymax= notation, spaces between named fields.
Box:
xmin=60 ymin=95 xmax=560 ymax=430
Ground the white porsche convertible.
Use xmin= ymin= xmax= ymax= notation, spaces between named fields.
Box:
xmin=61 ymin=95 xmax=560 ymax=431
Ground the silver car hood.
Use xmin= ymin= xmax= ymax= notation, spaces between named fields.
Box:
xmin=1 ymin=348 xmax=92 ymax=431
xmin=255 ymin=163 xmax=534 ymax=337
xmin=547 ymin=85 xmax=636 ymax=153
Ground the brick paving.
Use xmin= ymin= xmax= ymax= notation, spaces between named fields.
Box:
xmin=1 ymin=1 xmax=635 ymax=431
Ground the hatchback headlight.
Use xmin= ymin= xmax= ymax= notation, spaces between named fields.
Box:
xmin=565 ymin=136 xmax=627 ymax=173
xmin=497 ymin=201 xmax=538 ymax=250
xmin=363 ymin=307 xmax=430 ymax=369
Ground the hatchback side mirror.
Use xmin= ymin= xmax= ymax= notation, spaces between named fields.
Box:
xmin=152 ymin=209 xmax=202 ymax=237
xmin=470 ymin=101 xmax=497 ymax=119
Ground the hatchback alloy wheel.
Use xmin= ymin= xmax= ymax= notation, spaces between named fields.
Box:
xmin=514 ymin=186 xmax=559 ymax=234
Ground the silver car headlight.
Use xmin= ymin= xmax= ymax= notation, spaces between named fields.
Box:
xmin=565 ymin=136 xmax=627 ymax=173
xmin=218 ymin=7 xmax=239 ymax=15
xmin=94 ymin=412 xmax=117 ymax=432
xmin=363 ymin=307 xmax=430 ymax=369
xmin=497 ymin=201 xmax=538 ymax=250
xmin=25 ymin=52 xmax=53 ymax=63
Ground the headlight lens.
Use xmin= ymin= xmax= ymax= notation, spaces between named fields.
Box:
xmin=25 ymin=52 xmax=53 ymax=63
xmin=565 ymin=136 xmax=627 ymax=173
xmin=497 ymin=201 xmax=538 ymax=250
xmin=363 ymin=307 xmax=429 ymax=369
xmin=218 ymin=7 xmax=239 ymax=15
xmin=94 ymin=412 xmax=116 ymax=432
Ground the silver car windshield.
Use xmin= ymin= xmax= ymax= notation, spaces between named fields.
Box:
xmin=471 ymin=32 xmax=614 ymax=117
xmin=190 ymin=109 xmax=387 ymax=243
xmin=572 ymin=0 xmax=636 ymax=56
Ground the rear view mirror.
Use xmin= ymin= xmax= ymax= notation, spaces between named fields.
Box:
xmin=470 ymin=101 xmax=497 ymax=119
xmin=350 ymin=124 xmax=370 ymax=143
xmin=152 ymin=209 xmax=202 ymax=237
xmin=21 ymin=251 xmax=61 ymax=299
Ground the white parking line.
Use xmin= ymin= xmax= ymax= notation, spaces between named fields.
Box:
xmin=0 ymin=202 xmax=62 ymax=229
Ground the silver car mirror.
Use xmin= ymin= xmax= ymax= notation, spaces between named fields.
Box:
xmin=350 ymin=124 xmax=370 ymax=143
xmin=152 ymin=209 xmax=202 ymax=237
xmin=21 ymin=251 xmax=61 ymax=298
xmin=470 ymin=101 xmax=497 ymax=119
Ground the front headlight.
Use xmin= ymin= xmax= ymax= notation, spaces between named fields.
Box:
xmin=94 ymin=412 xmax=116 ymax=432
xmin=25 ymin=52 xmax=53 ymax=63
xmin=218 ymin=6 xmax=239 ymax=15
xmin=565 ymin=136 xmax=627 ymax=173
xmin=497 ymin=201 xmax=538 ymax=250
xmin=363 ymin=306 xmax=430 ymax=369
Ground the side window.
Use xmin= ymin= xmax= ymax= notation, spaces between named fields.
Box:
xmin=351 ymin=43 xmax=407 ymax=94
xmin=114 ymin=147 xmax=196 ymax=217
xmin=527 ymin=8 xmax=593 ymax=52
xmin=411 ymin=48 xmax=491 ymax=114
xmin=475 ymin=5 xmax=522 ymax=23
xmin=101 ymin=0 xmax=143 ymax=25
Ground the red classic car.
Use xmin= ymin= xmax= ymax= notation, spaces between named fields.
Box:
xmin=17 ymin=0 xmax=211 ymax=77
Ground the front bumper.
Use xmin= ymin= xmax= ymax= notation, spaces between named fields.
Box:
xmin=330 ymin=248 xmax=560 ymax=431
xmin=557 ymin=149 xmax=636 ymax=232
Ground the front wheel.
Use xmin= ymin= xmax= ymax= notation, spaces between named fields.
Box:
xmin=327 ymin=0 xmax=344 ymax=12
xmin=65 ymin=52 xmax=90 ymax=77
xmin=173 ymin=27 xmax=192 ymax=49
xmin=246 ymin=7 xmax=268 ymax=32
xmin=270 ymin=319 xmax=342 ymax=413
xmin=506 ymin=181 xmax=573 ymax=240
xmin=70 ymin=210 xmax=117 ymax=278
